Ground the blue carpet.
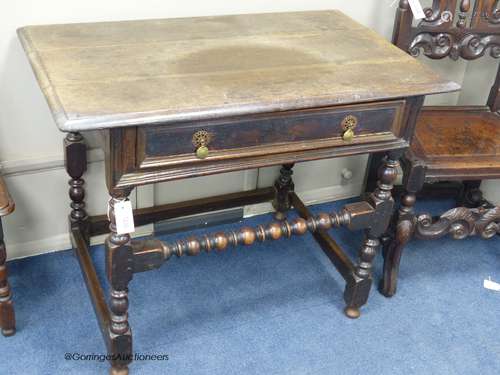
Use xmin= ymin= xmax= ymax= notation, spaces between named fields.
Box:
xmin=3 ymin=198 xmax=500 ymax=375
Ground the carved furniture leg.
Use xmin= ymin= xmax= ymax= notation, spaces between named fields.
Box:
xmin=0 ymin=219 xmax=15 ymax=336
xmin=380 ymin=158 xmax=425 ymax=297
xmin=106 ymin=193 xmax=134 ymax=375
xmin=65 ymin=132 xmax=90 ymax=243
xmin=344 ymin=153 xmax=400 ymax=318
xmin=272 ymin=164 xmax=295 ymax=220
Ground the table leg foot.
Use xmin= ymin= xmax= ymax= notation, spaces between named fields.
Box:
xmin=110 ymin=365 xmax=129 ymax=375
xmin=343 ymin=236 xmax=378 ymax=317
xmin=2 ymin=327 xmax=15 ymax=337
xmin=344 ymin=307 xmax=360 ymax=319
xmin=378 ymin=279 xmax=394 ymax=298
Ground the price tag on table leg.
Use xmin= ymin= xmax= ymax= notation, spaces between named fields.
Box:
xmin=114 ymin=200 xmax=135 ymax=235
xmin=408 ymin=0 xmax=426 ymax=20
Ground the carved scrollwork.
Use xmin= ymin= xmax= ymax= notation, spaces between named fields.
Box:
xmin=460 ymin=33 xmax=500 ymax=58
xmin=420 ymin=0 xmax=457 ymax=26
xmin=415 ymin=206 xmax=500 ymax=240
xmin=409 ymin=32 xmax=500 ymax=60
xmin=475 ymin=206 xmax=500 ymax=238
xmin=409 ymin=33 xmax=453 ymax=59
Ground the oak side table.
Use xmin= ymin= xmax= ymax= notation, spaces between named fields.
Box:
xmin=18 ymin=11 xmax=458 ymax=374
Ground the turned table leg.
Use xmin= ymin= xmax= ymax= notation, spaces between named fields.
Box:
xmin=272 ymin=164 xmax=295 ymax=220
xmin=0 ymin=219 xmax=15 ymax=337
xmin=344 ymin=152 xmax=400 ymax=318
xmin=106 ymin=193 xmax=134 ymax=375
xmin=65 ymin=132 xmax=90 ymax=242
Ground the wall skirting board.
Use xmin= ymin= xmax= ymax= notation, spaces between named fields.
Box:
xmin=0 ymin=148 xmax=104 ymax=177
xmin=4 ymin=226 xmax=155 ymax=260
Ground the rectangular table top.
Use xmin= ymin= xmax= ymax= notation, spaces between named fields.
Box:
xmin=18 ymin=10 xmax=459 ymax=132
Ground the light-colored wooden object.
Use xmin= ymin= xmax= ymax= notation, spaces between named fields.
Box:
xmin=0 ymin=177 xmax=14 ymax=216
xmin=18 ymin=10 xmax=459 ymax=132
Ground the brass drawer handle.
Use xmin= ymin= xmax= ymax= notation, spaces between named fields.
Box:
xmin=192 ymin=130 xmax=212 ymax=159
xmin=341 ymin=115 xmax=358 ymax=142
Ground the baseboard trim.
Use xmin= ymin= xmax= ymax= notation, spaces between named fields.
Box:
xmin=244 ymin=183 xmax=362 ymax=217
xmin=154 ymin=207 xmax=244 ymax=235
xmin=1 ymin=148 xmax=104 ymax=176
xmin=6 ymin=225 xmax=154 ymax=261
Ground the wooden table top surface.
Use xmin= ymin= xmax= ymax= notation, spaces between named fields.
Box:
xmin=18 ymin=10 xmax=459 ymax=132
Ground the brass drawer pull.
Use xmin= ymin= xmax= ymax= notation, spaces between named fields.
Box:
xmin=341 ymin=115 xmax=358 ymax=142
xmin=192 ymin=130 xmax=212 ymax=159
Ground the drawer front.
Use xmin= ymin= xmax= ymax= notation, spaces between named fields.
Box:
xmin=137 ymin=100 xmax=405 ymax=168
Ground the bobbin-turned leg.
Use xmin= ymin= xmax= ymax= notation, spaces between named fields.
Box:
xmin=106 ymin=193 xmax=134 ymax=375
xmin=272 ymin=164 xmax=295 ymax=220
xmin=344 ymin=152 xmax=400 ymax=318
xmin=64 ymin=132 xmax=90 ymax=242
xmin=0 ymin=219 xmax=15 ymax=337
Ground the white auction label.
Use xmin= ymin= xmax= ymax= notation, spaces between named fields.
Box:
xmin=114 ymin=200 xmax=135 ymax=235
xmin=483 ymin=277 xmax=500 ymax=292
xmin=408 ymin=0 xmax=426 ymax=20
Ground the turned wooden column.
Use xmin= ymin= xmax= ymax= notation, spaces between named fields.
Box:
xmin=0 ymin=219 xmax=15 ymax=336
xmin=64 ymin=132 xmax=89 ymax=241
xmin=344 ymin=152 xmax=400 ymax=318
xmin=272 ymin=163 xmax=295 ymax=220
xmin=106 ymin=193 xmax=134 ymax=375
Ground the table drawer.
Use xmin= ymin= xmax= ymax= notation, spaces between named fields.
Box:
xmin=137 ymin=100 xmax=405 ymax=169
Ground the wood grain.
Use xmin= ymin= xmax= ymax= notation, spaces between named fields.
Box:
xmin=137 ymin=100 xmax=404 ymax=169
xmin=17 ymin=10 xmax=458 ymax=132
xmin=411 ymin=106 xmax=500 ymax=180
xmin=103 ymin=97 xmax=425 ymax=190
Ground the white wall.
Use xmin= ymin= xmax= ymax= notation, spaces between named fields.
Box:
xmin=0 ymin=1 xmax=498 ymax=260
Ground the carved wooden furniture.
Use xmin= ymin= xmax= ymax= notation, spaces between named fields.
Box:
xmin=18 ymin=11 xmax=456 ymax=374
xmin=0 ymin=173 xmax=15 ymax=336
xmin=370 ymin=0 xmax=500 ymax=298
